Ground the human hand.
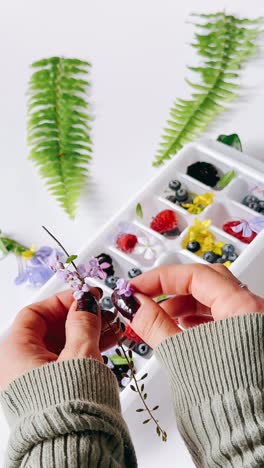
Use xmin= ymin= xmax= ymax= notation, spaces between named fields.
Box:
xmin=130 ymin=264 xmax=264 ymax=349
xmin=0 ymin=288 xmax=121 ymax=390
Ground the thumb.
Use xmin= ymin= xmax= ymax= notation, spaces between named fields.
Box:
xmin=131 ymin=293 xmax=180 ymax=349
xmin=59 ymin=290 xmax=103 ymax=362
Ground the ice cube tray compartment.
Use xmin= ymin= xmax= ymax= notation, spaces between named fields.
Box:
xmin=206 ymin=201 xmax=262 ymax=232
xmin=135 ymin=196 xmax=188 ymax=236
xmin=227 ymin=175 xmax=264 ymax=210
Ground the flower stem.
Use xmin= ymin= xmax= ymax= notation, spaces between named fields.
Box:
xmin=42 ymin=226 xmax=78 ymax=271
xmin=104 ymin=316 xmax=167 ymax=440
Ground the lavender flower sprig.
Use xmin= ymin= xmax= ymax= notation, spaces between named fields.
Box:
xmin=43 ymin=227 xmax=168 ymax=441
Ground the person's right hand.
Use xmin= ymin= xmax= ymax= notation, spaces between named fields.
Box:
xmin=130 ymin=264 xmax=264 ymax=349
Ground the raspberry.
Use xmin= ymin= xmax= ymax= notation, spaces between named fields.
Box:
xmin=124 ymin=324 xmax=143 ymax=343
xmin=150 ymin=209 xmax=178 ymax=234
xmin=116 ymin=234 xmax=138 ymax=253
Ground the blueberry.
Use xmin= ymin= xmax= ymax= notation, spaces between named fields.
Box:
xmin=105 ymin=275 xmax=119 ymax=289
xmin=258 ymin=201 xmax=264 ymax=213
xmin=96 ymin=252 xmax=113 ymax=264
xmin=187 ymin=241 xmax=200 ymax=253
xmin=228 ymin=252 xmax=238 ymax=262
xmin=242 ymin=195 xmax=259 ymax=207
xmin=134 ymin=343 xmax=151 ymax=357
xmin=203 ymin=251 xmax=218 ymax=263
xmin=222 ymin=244 xmax=235 ymax=255
xmin=128 ymin=268 xmax=142 ymax=278
xmin=169 ymin=180 xmax=181 ymax=191
xmin=101 ymin=296 xmax=113 ymax=309
xmin=247 ymin=201 xmax=259 ymax=212
xmin=175 ymin=188 xmax=188 ymax=202
xmin=166 ymin=194 xmax=177 ymax=203
xmin=216 ymin=257 xmax=226 ymax=264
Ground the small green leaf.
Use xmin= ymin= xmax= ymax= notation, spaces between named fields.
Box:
xmin=156 ymin=294 xmax=169 ymax=304
xmin=0 ymin=238 xmax=8 ymax=255
xmin=217 ymin=133 xmax=242 ymax=151
xmin=140 ymin=373 xmax=148 ymax=380
xmin=130 ymin=385 xmax=137 ymax=392
xmin=143 ymin=393 xmax=148 ymax=400
xmin=136 ymin=202 xmax=143 ymax=219
xmin=141 ymin=384 xmax=145 ymax=392
xmin=156 ymin=427 xmax=161 ymax=436
xmin=109 ymin=354 xmax=127 ymax=366
xmin=66 ymin=255 xmax=78 ymax=263
xmin=136 ymin=408 xmax=145 ymax=412
xmin=128 ymin=349 xmax=133 ymax=359
xmin=143 ymin=419 xmax=151 ymax=424
xmin=217 ymin=170 xmax=236 ymax=189
xmin=152 ymin=405 xmax=159 ymax=411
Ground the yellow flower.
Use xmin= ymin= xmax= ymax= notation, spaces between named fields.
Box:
xmin=188 ymin=205 xmax=203 ymax=214
xmin=193 ymin=192 xmax=214 ymax=208
xmin=212 ymin=241 xmax=225 ymax=256
xmin=224 ymin=261 xmax=232 ymax=268
xmin=22 ymin=244 xmax=36 ymax=260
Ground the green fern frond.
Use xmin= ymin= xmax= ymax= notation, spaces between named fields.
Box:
xmin=153 ymin=13 xmax=262 ymax=166
xmin=27 ymin=57 xmax=92 ymax=218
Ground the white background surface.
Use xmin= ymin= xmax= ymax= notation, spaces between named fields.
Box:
xmin=0 ymin=0 xmax=264 ymax=466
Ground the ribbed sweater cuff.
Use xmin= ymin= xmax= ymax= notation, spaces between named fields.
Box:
xmin=155 ymin=313 xmax=264 ymax=413
xmin=0 ymin=358 xmax=120 ymax=426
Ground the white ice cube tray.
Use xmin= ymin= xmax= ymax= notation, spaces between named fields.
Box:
xmin=18 ymin=138 xmax=264 ymax=467
xmin=27 ymin=137 xmax=264 ymax=378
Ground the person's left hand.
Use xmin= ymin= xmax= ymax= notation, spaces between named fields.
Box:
xmin=0 ymin=288 xmax=121 ymax=390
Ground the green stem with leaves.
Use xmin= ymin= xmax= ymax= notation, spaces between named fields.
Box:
xmin=105 ymin=317 xmax=167 ymax=441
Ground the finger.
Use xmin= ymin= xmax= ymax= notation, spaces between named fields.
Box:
xmin=131 ymin=293 xmax=180 ymax=349
xmin=160 ymin=295 xmax=197 ymax=318
xmin=158 ymin=264 xmax=240 ymax=319
xmin=13 ymin=290 xmax=73 ymax=332
xmin=59 ymin=291 xmax=102 ymax=362
xmin=178 ymin=314 xmax=214 ymax=330
xmin=100 ymin=323 xmax=124 ymax=351
xmin=209 ymin=263 xmax=240 ymax=283
xmin=131 ymin=264 xmax=261 ymax=320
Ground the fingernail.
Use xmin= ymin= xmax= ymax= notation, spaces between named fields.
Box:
xmin=95 ymin=287 xmax=104 ymax=299
xmin=111 ymin=290 xmax=140 ymax=321
xmin=101 ymin=308 xmax=117 ymax=323
xmin=77 ymin=292 xmax=99 ymax=315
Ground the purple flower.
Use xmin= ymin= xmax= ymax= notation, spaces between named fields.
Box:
xmin=231 ymin=217 xmax=264 ymax=237
xmin=30 ymin=246 xmax=53 ymax=265
xmin=15 ymin=246 xmax=65 ymax=288
xmin=15 ymin=265 xmax=53 ymax=287
xmin=78 ymin=257 xmax=110 ymax=280
xmin=73 ymin=283 xmax=90 ymax=300
xmin=48 ymin=251 xmax=64 ymax=271
xmin=73 ymin=290 xmax=84 ymax=300
xmin=115 ymin=278 xmax=133 ymax=297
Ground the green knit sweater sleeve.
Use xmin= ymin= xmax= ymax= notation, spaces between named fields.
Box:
xmin=155 ymin=313 xmax=264 ymax=468
xmin=0 ymin=358 xmax=137 ymax=468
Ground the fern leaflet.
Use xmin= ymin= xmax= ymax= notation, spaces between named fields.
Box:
xmin=27 ymin=57 xmax=92 ymax=218
xmin=153 ymin=13 xmax=262 ymax=166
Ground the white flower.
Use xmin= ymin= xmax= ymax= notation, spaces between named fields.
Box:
xmin=133 ymin=236 xmax=162 ymax=260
